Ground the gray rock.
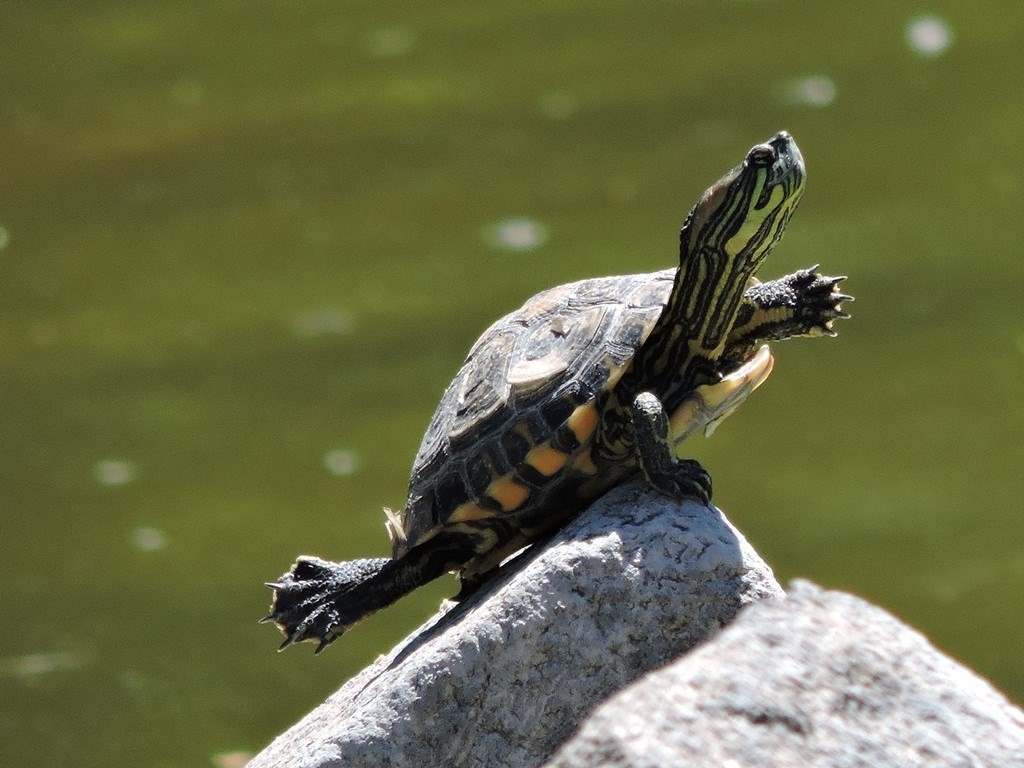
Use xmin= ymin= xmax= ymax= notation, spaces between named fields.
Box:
xmin=544 ymin=580 xmax=1024 ymax=768
xmin=247 ymin=481 xmax=783 ymax=768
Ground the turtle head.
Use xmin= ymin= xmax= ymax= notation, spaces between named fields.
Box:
xmin=680 ymin=131 xmax=805 ymax=272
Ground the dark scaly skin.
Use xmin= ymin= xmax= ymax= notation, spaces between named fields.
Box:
xmin=264 ymin=519 xmax=523 ymax=652
xmin=592 ymin=132 xmax=806 ymax=499
xmin=265 ymin=267 xmax=848 ymax=652
xmin=723 ymin=267 xmax=851 ymax=367
xmin=265 ymin=133 xmax=848 ymax=652
xmin=620 ymin=267 xmax=850 ymax=504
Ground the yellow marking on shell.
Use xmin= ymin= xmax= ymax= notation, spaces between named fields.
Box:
xmin=485 ymin=475 xmax=531 ymax=512
xmin=524 ymin=441 xmax=570 ymax=477
xmin=669 ymin=345 xmax=774 ymax=445
xmin=602 ymin=354 xmax=634 ymax=390
xmin=566 ymin=402 xmax=600 ymax=445
xmin=448 ymin=501 xmax=496 ymax=523
xmin=667 ymin=399 xmax=702 ymax=444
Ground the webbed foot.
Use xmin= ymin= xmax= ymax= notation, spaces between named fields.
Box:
xmin=631 ymin=391 xmax=713 ymax=505
xmin=783 ymin=266 xmax=852 ymax=338
xmin=645 ymin=457 xmax=713 ymax=505
xmin=263 ymin=556 xmax=389 ymax=653
xmin=734 ymin=267 xmax=852 ymax=348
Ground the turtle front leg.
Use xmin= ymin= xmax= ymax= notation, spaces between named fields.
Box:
xmin=729 ymin=267 xmax=851 ymax=351
xmin=630 ymin=391 xmax=712 ymax=504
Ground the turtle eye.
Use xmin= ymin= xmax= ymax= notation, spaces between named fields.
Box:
xmin=747 ymin=144 xmax=776 ymax=167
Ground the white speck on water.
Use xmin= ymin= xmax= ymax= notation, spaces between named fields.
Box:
xmin=0 ymin=225 xmax=10 ymax=252
xmin=132 ymin=526 xmax=166 ymax=551
xmin=0 ymin=651 xmax=84 ymax=678
xmin=784 ymin=75 xmax=837 ymax=107
xmin=537 ymin=91 xmax=579 ymax=121
xmin=906 ymin=15 xmax=953 ymax=57
xmin=363 ymin=27 xmax=417 ymax=58
xmin=95 ymin=459 xmax=134 ymax=486
xmin=483 ymin=218 xmax=549 ymax=252
xmin=292 ymin=307 xmax=355 ymax=338
xmin=120 ymin=669 xmax=146 ymax=692
xmin=324 ymin=449 xmax=358 ymax=476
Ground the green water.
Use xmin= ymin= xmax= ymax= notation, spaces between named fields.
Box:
xmin=2 ymin=2 xmax=1023 ymax=765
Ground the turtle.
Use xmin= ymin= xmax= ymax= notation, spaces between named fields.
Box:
xmin=264 ymin=130 xmax=851 ymax=652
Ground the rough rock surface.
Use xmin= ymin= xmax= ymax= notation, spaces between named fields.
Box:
xmin=544 ymin=580 xmax=1024 ymax=768
xmin=247 ymin=481 xmax=783 ymax=768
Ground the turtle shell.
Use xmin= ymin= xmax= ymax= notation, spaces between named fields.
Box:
xmin=388 ymin=268 xmax=769 ymax=557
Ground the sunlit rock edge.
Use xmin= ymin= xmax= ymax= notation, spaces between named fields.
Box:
xmin=545 ymin=581 xmax=1024 ymax=768
xmin=246 ymin=483 xmax=1024 ymax=768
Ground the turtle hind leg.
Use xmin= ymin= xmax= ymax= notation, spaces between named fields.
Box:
xmin=265 ymin=527 xmax=494 ymax=652
xmin=630 ymin=391 xmax=712 ymax=504
xmin=264 ymin=556 xmax=392 ymax=653
xmin=451 ymin=529 xmax=534 ymax=602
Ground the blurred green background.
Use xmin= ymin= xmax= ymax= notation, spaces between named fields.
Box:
xmin=2 ymin=1 xmax=1022 ymax=766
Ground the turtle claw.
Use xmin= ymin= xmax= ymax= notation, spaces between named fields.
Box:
xmin=278 ymin=626 xmax=324 ymax=652
xmin=314 ymin=635 xmax=337 ymax=655
xmin=736 ymin=267 xmax=852 ymax=348
xmin=790 ymin=269 xmax=852 ymax=336
xmin=274 ymin=606 xmax=326 ymax=651
xmin=262 ymin=556 xmax=391 ymax=652
xmin=647 ymin=458 xmax=713 ymax=506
